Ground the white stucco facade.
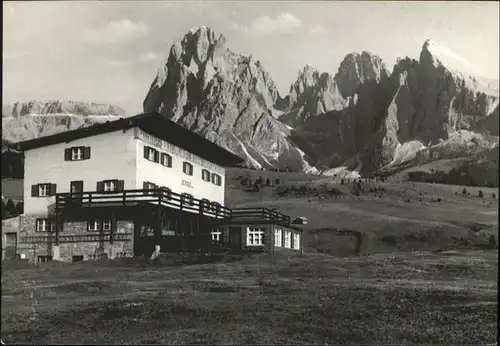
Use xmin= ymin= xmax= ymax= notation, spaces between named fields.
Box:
xmin=134 ymin=128 xmax=225 ymax=206
xmin=23 ymin=126 xmax=226 ymax=216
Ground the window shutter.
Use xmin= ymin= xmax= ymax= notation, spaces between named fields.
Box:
xmin=64 ymin=148 xmax=72 ymax=161
xmin=154 ymin=150 xmax=159 ymax=163
xmin=96 ymin=181 xmax=104 ymax=193
xmin=31 ymin=185 xmax=39 ymax=197
xmin=143 ymin=146 xmax=149 ymax=159
xmin=50 ymin=184 xmax=57 ymax=196
xmin=84 ymin=146 xmax=91 ymax=159
xmin=116 ymin=180 xmax=124 ymax=192
xmin=167 ymin=155 xmax=172 ymax=167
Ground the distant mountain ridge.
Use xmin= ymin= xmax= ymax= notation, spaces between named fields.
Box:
xmin=2 ymin=101 xmax=126 ymax=143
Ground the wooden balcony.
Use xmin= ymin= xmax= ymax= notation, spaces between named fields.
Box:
xmin=54 ymin=190 xmax=293 ymax=226
xmin=55 ymin=188 xmax=232 ymax=219
xmin=224 ymin=207 xmax=291 ymax=225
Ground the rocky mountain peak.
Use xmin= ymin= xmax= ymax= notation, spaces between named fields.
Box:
xmin=143 ymin=26 xmax=311 ymax=171
xmin=334 ymin=51 xmax=391 ymax=98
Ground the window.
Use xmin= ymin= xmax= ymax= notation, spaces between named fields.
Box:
xmin=36 ymin=219 xmax=56 ymax=232
xmin=143 ymin=181 xmax=158 ymax=195
xmin=181 ymin=193 xmax=194 ymax=206
xmin=202 ymin=169 xmax=211 ymax=182
xmin=160 ymin=153 xmax=172 ymax=167
xmin=31 ymin=183 xmax=57 ymax=197
xmin=293 ymin=233 xmax=301 ymax=250
xmin=64 ymin=146 xmax=91 ymax=161
xmin=183 ymin=162 xmax=193 ymax=176
xmin=104 ymin=181 xmax=116 ymax=192
xmin=211 ymin=201 xmax=221 ymax=214
xmin=284 ymin=231 xmax=291 ymax=248
xmin=275 ymin=229 xmax=282 ymax=247
xmin=200 ymin=198 xmax=210 ymax=210
xmin=161 ymin=186 xmax=172 ymax=200
xmin=88 ymin=220 xmax=112 ymax=231
xmin=97 ymin=180 xmax=124 ymax=193
xmin=144 ymin=146 xmax=159 ymax=163
xmin=211 ymin=229 xmax=222 ymax=242
xmin=72 ymin=147 xmax=83 ymax=161
xmin=211 ymin=173 xmax=222 ymax=186
xmin=247 ymin=227 xmax=264 ymax=246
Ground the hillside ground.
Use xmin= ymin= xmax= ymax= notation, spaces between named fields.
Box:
xmin=1 ymin=250 xmax=498 ymax=344
xmin=1 ymin=169 xmax=499 ymax=344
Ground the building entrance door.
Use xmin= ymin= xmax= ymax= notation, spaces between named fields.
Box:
xmin=4 ymin=232 xmax=17 ymax=260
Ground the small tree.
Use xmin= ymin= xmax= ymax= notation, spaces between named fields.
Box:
xmin=478 ymin=190 xmax=484 ymax=198
xmin=462 ymin=187 xmax=467 ymax=195
xmin=15 ymin=202 xmax=24 ymax=215
xmin=5 ymin=199 xmax=16 ymax=217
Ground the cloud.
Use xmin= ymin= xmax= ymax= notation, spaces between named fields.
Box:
xmin=83 ymin=19 xmax=149 ymax=44
xmin=140 ymin=51 xmax=161 ymax=63
xmin=233 ymin=13 xmax=303 ymax=36
xmin=309 ymin=25 xmax=327 ymax=35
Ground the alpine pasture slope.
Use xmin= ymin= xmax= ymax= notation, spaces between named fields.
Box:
xmin=2 ymin=167 xmax=498 ymax=344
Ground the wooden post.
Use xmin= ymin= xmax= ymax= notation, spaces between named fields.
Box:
xmin=55 ymin=213 xmax=60 ymax=246
xmin=110 ymin=211 xmax=116 ymax=245
xmin=154 ymin=208 xmax=162 ymax=246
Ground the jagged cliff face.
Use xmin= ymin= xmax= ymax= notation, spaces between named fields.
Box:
xmin=279 ymin=66 xmax=346 ymax=127
xmin=143 ymin=26 xmax=313 ymax=171
xmin=279 ymin=52 xmax=390 ymax=128
xmin=293 ymin=40 xmax=499 ymax=176
xmin=334 ymin=51 xmax=391 ymax=99
xmin=2 ymin=101 xmax=126 ymax=143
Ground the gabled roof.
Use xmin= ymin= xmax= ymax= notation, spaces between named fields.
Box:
xmin=8 ymin=112 xmax=245 ymax=167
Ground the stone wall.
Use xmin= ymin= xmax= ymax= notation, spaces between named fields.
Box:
xmin=16 ymin=214 xmax=134 ymax=262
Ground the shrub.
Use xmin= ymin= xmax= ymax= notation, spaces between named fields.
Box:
xmin=437 ymin=197 xmax=442 ymax=202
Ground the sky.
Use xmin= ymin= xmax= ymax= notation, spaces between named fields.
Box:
xmin=3 ymin=1 xmax=499 ymax=116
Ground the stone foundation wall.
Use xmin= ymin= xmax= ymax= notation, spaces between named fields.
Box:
xmin=16 ymin=215 xmax=134 ymax=262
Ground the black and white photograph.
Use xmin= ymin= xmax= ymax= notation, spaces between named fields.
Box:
xmin=1 ymin=0 xmax=498 ymax=344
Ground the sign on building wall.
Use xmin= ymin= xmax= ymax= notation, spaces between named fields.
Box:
xmin=134 ymin=128 xmax=224 ymax=174
xmin=181 ymin=180 xmax=194 ymax=189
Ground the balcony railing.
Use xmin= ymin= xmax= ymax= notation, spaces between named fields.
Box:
xmin=55 ymin=188 xmax=232 ymax=219
xmin=228 ymin=207 xmax=291 ymax=225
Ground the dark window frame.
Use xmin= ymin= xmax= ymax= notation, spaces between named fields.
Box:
xmin=211 ymin=173 xmax=222 ymax=186
xmin=201 ymin=169 xmax=211 ymax=182
xmin=183 ymin=161 xmax=193 ymax=176
xmin=181 ymin=192 xmax=194 ymax=206
xmin=143 ymin=181 xmax=158 ymax=195
xmin=160 ymin=153 xmax=173 ymax=167
xmin=96 ymin=180 xmax=124 ymax=193
xmin=64 ymin=146 xmax=91 ymax=161
xmin=31 ymin=183 xmax=57 ymax=197
xmin=144 ymin=145 xmax=160 ymax=163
